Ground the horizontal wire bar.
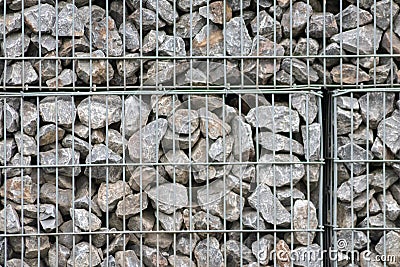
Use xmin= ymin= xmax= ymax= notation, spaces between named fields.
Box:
xmin=0 ymin=228 xmax=326 ymax=237
xmin=0 ymin=160 xmax=326 ymax=169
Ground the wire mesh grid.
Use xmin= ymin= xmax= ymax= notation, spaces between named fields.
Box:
xmin=331 ymin=88 xmax=400 ymax=267
xmin=0 ymin=90 xmax=324 ymax=266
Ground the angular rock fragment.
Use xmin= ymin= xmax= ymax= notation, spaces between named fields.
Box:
xmin=281 ymin=2 xmax=313 ymax=37
xmin=336 ymin=107 xmax=363 ymax=135
xmin=119 ymin=21 xmax=140 ymax=52
xmin=130 ymin=8 xmax=166 ymax=31
xmin=371 ymin=0 xmax=399 ymax=30
xmin=0 ymin=12 xmax=22 ymax=36
xmin=293 ymin=200 xmax=318 ymax=245
xmin=176 ymin=12 xmax=205 ymax=39
xmin=4 ymin=61 xmax=38 ymax=85
xmin=67 ymin=242 xmax=102 ymax=267
xmin=46 ymin=69 xmax=77 ymax=88
xmin=37 ymin=124 xmax=65 ymax=146
xmin=248 ymin=184 xmax=291 ymax=226
xmin=250 ymin=10 xmax=281 ymax=41
xmin=71 ymin=208 xmax=101 ymax=232
xmin=147 ymin=183 xmax=188 ymax=214
xmin=116 ymin=193 xmax=148 ymax=218
xmin=1 ymin=33 xmax=30 ymax=57
xmin=309 ymin=12 xmax=338 ymax=38
xmin=0 ymin=204 xmax=21 ymax=233
xmin=77 ymin=95 xmax=121 ymax=129
xmin=194 ymin=237 xmax=224 ymax=267
xmin=54 ymin=3 xmax=84 ymax=37
xmin=225 ymin=17 xmax=252 ymax=56
xmin=159 ymin=35 xmax=186 ymax=56
xmin=335 ymin=5 xmax=373 ymax=30
xmin=377 ymin=110 xmax=400 ymax=154
xmin=24 ymin=4 xmax=56 ymax=33
xmin=331 ymin=64 xmax=370 ymax=84
xmin=91 ymin=17 xmax=123 ymax=57
xmin=75 ymin=50 xmax=114 ymax=84
xmin=281 ymin=58 xmax=319 ymax=83
xmin=359 ymin=92 xmax=395 ymax=129
xmin=192 ymin=23 xmax=224 ymax=56
xmin=40 ymin=148 xmax=81 ymax=176
xmin=337 ymin=143 xmax=374 ymax=176
xmin=302 ymin=123 xmax=321 ymax=160
xmin=128 ymin=118 xmax=168 ymax=163
xmin=147 ymin=0 xmax=178 ymax=25
xmin=142 ymin=30 xmax=166 ymax=53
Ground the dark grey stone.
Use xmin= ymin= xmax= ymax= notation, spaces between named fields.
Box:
xmin=130 ymin=8 xmax=166 ymax=31
xmin=67 ymin=242 xmax=102 ymax=267
xmin=54 ymin=3 xmax=84 ymax=37
xmin=142 ymin=30 xmax=166 ymax=53
xmin=119 ymin=21 xmax=140 ymax=52
xmin=302 ymin=123 xmax=321 ymax=160
xmin=375 ymin=231 xmax=400 ymax=266
xmin=194 ymin=237 xmax=224 ymax=267
xmin=192 ymin=23 xmax=224 ymax=56
xmin=371 ymin=0 xmax=399 ymax=30
xmin=0 ymin=12 xmax=22 ymax=36
xmin=116 ymin=193 xmax=148 ymax=218
xmin=251 ymin=235 xmax=274 ymax=265
xmin=40 ymin=183 xmax=72 ymax=215
xmin=159 ymin=35 xmax=186 ymax=56
xmin=46 ymin=69 xmax=77 ymax=88
xmin=292 ymin=93 xmax=319 ymax=123
xmin=335 ymin=5 xmax=373 ymax=30
xmin=34 ymin=52 xmax=62 ymax=82
xmin=75 ymin=50 xmax=114 ymax=84
xmin=40 ymin=148 xmax=81 ymax=176
xmin=309 ymin=12 xmax=338 ymax=38
xmin=359 ymin=92 xmax=395 ymax=129
xmin=4 ymin=61 xmax=38 ymax=85
xmin=336 ymin=107 xmax=363 ymax=135
xmin=0 ymin=204 xmax=21 ymax=233
xmin=281 ymin=2 xmax=313 ymax=37
xmin=176 ymin=12 xmax=205 ymax=39
xmin=377 ymin=110 xmax=400 ymax=154
xmin=47 ymin=244 xmax=70 ymax=267
xmin=147 ymin=0 xmax=178 ymax=25
xmin=0 ymin=138 xmax=16 ymax=164
xmin=1 ymin=33 xmax=30 ymax=57
xmin=177 ymin=0 xmax=207 ymax=11
xmin=250 ymin=10 xmax=281 ymax=41
xmin=71 ymin=208 xmax=101 ymax=232
xmin=337 ymin=143 xmax=374 ymax=176
xmin=281 ymin=58 xmax=319 ymax=83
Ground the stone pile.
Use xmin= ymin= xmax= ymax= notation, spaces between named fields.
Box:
xmin=335 ymin=92 xmax=400 ymax=266
xmin=1 ymin=0 xmax=400 ymax=88
xmin=0 ymin=92 xmax=322 ymax=266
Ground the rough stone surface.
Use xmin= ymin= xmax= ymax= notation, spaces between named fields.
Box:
xmin=281 ymin=2 xmax=313 ymax=37
xmin=225 ymin=17 xmax=252 ymax=56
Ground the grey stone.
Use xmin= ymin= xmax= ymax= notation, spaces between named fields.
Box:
xmin=0 ymin=138 xmax=16 ymax=164
xmin=176 ymin=233 xmax=200 ymax=255
xmin=109 ymin=0 xmax=125 ymax=28
xmin=246 ymin=105 xmax=300 ymax=133
xmin=62 ymin=134 xmax=91 ymax=156
xmin=59 ymin=36 xmax=90 ymax=59
xmin=177 ymin=0 xmax=207 ymax=11
xmin=130 ymin=8 xmax=166 ymax=31
xmin=338 ymin=143 xmax=374 ymax=176
xmin=208 ymin=136 xmax=233 ymax=162
xmin=2 ymin=102 xmax=19 ymax=133
xmin=281 ymin=2 xmax=313 ymax=37
xmin=168 ymin=255 xmax=196 ymax=267
xmin=258 ymin=153 xmax=305 ymax=187
xmin=225 ymin=17 xmax=252 ymax=56
xmin=331 ymin=64 xmax=371 ymax=84
xmin=335 ymin=5 xmax=373 ymax=30
xmin=142 ymin=30 xmax=166 ymax=53
xmin=250 ymin=10 xmax=281 ymax=41
xmin=337 ymin=96 xmax=360 ymax=110
xmin=309 ymin=12 xmax=338 ymax=38
xmin=242 ymin=208 xmax=267 ymax=230
xmin=371 ymin=0 xmax=399 ymax=30
xmin=24 ymin=4 xmax=56 ymax=33
xmin=0 ymin=204 xmax=21 ymax=233
xmin=251 ymin=235 xmax=275 ymax=265
xmin=1 ymin=33 xmax=30 ymax=57
xmin=243 ymin=36 xmax=285 ymax=82
xmin=337 ymin=174 xmax=369 ymax=202
xmin=40 ymin=183 xmax=72 ymax=215
xmin=121 ymin=95 xmax=151 ymax=138
xmin=46 ymin=69 xmax=77 ymax=88
xmin=276 ymin=70 xmax=292 ymax=85
xmin=258 ymin=131 xmax=304 ymax=155
xmin=292 ymin=93 xmax=319 ymax=123
xmin=382 ymin=30 xmax=400 ymax=56
xmin=127 ymin=210 xmax=155 ymax=232
xmin=42 ymin=212 xmax=65 ymax=235
xmin=377 ymin=191 xmax=400 ymax=220
xmin=375 ymin=231 xmax=400 ymax=266
xmin=97 ymin=180 xmax=132 ymax=212
xmin=119 ymin=21 xmax=140 ymax=52
xmin=197 ymin=189 xmax=244 ymax=222
xmin=21 ymin=101 xmax=37 ymax=136
xmin=231 ymin=116 xmax=255 ymax=161
xmin=222 ymin=239 xmax=255 ymax=265
xmin=192 ymin=23 xmax=224 ymax=56
xmin=3 ymin=153 xmax=32 ymax=177
xmin=147 ymin=182 xmax=188 ymax=214
xmin=40 ymin=148 xmax=81 ymax=176
xmin=71 ymin=208 xmax=102 ymax=232
xmin=199 ymin=1 xmax=232 ymax=25
xmin=358 ymin=213 xmax=396 ymax=241
xmin=359 ymin=92 xmax=395 ymax=129
xmin=54 ymin=3 xmax=84 ymax=37
xmin=377 ymin=110 xmax=400 ymax=154
xmin=160 ymin=150 xmax=190 ymax=184
xmin=348 ymin=125 xmax=374 ymax=145
xmin=293 ymin=200 xmax=318 ymax=245
xmin=358 ymin=196 xmax=382 ymax=217
xmin=371 ymin=137 xmax=395 ymax=159
xmin=0 ymin=175 xmax=37 ymax=204
xmin=138 ymin=245 xmax=168 ymax=267
xmin=73 ymin=122 xmax=89 ymax=139
xmin=331 ymin=25 xmax=383 ymax=55
xmin=176 ymin=12 xmax=204 ymax=39
xmin=319 ymin=43 xmax=343 ymax=68
xmin=147 ymin=0 xmax=178 ymax=25
xmin=159 ymin=35 xmax=186 ymax=56
xmin=67 ymin=242 xmax=102 ymax=267
xmin=277 ymin=187 xmax=306 ymax=206
xmin=292 ymin=244 xmax=322 ymax=267
xmin=346 ymin=0 xmax=375 ymax=9
xmin=281 ymin=58 xmax=319 ymax=83
xmin=4 ymin=61 xmax=38 ymax=85
xmin=302 ymin=123 xmax=321 ymax=160
xmin=198 ymin=107 xmax=231 ymax=139
xmin=156 ymin=211 xmax=183 ymax=231
xmin=336 ymin=107 xmax=363 ymax=135
xmin=37 ymin=124 xmax=65 ymax=146
xmin=47 ymin=244 xmax=70 ymax=267
xmin=34 ymin=52 xmax=62 ymax=81
xmin=0 ymin=12 xmax=22 ymax=36
xmin=115 ymin=250 xmax=140 ymax=267
xmin=248 ymin=184 xmax=291 ymax=226
xmin=116 ymin=193 xmax=148 ymax=218
xmin=24 ymin=225 xmax=50 ymax=258
xmin=77 ymin=95 xmax=121 ymax=129
xmin=168 ymin=109 xmax=199 ymax=134
xmin=59 ymin=220 xmax=82 ymax=249
xmin=75 ymin=50 xmax=114 ymax=84
xmin=39 ymin=96 xmax=76 ymax=127
xmin=372 ymin=63 xmax=396 ymax=84
xmin=194 ymin=237 xmax=224 ymax=267
xmin=91 ymin=17 xmax=123 ymax=56
xmin=6 ymin=259 xmax=30 ymax=267
xmin=293 ymin=37 xmax=319 ymax=62
xmin=115 ymin=53 xmax=140 ymax=85
xmin=128 ymin=165 xmax=168 ymax=191
xmin=128 ymin=118 xmax=168 ymax=163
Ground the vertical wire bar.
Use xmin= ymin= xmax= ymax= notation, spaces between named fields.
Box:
xmin=333 ymin=95 xmax=338 ymax=267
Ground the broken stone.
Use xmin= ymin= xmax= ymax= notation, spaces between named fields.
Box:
xmin=39 ymin=148 xmax=81 ymax=176
xmin=293 ymin=200 xmax=319 ymax=245
xmin=67 ymin=242 xmax=102 ymax=267
xmin=331 ymin=64 xmax=371 ymax=84
xmin=128 ymin=118 xmax=168 ymax=163
xmin=371 ymin=0 xmax=400 ymax=30
xmin=119 ymin=21 xmax=140 ymax=52
xmin=0 ymin=204 xmax=21 ymax=233
xmin=359 ymin=92 xmax=395 ymax=129
xmin=281 ymin=2 xmax=313 ymax=37
xmin=309 ymin=12 xmax=338 ymax=38
xmin=130 ymin=8 xmax=166 ymax=31
xmin=302 ymin=123 xmax=321 ymax=160
xmin=46 ymin=69 xmax=77 ymax=88
xmin=1 ymin=33 xmax=30 ymax=57
xmin=225 ymin=17 xmax=252 ymax=56
xmin=159 ymin=35 xmax=186 ymax=56
xmin=116 ymin=193 xmax=148 ymax=218
xmin=336 ymin=107 xmax=363 ymax=135
xmin=337 ymin=143 xmax=374 ymax=176
xmin=281 ymin=58 xmax=319 ymax=83
xmin=37 ymin=124 xmax=65 ymax=146
xmin=77 ymin=95 xmax=122 ymax=129
xmin=194 ymin=237 xmax=224 ymax=267
xmin=335 ymin=5 xmax=373 ymax=30
xmin=24 ymin=4 xmax=56 ymax=33
xmin=75 ymin=50 xmax=114 ymax=84
xmin=142 ymin=30 xmax=166 ymax=53
xmin=4 ymin=61 xmax=38 ymax=85
xmin=176 ymin=12 xmax=205 ymax=39
xmin=248 ymin=184 xmax=291 ymax=226
xmin=54 ymin=3 xmax=84 ymax=37
xmin=147 ymin=183 xmax=188 ymax=214
xmin=251 ymin=234 xmax=274 ymax=265
xmin=250 ymin=10 xmax=281 ymax=41
xmin=160 ymin=150 xmax=190 ymax=184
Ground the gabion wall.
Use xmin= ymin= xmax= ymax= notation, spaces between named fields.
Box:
xmin=2 ymin=0 xmax=400 ymax=266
